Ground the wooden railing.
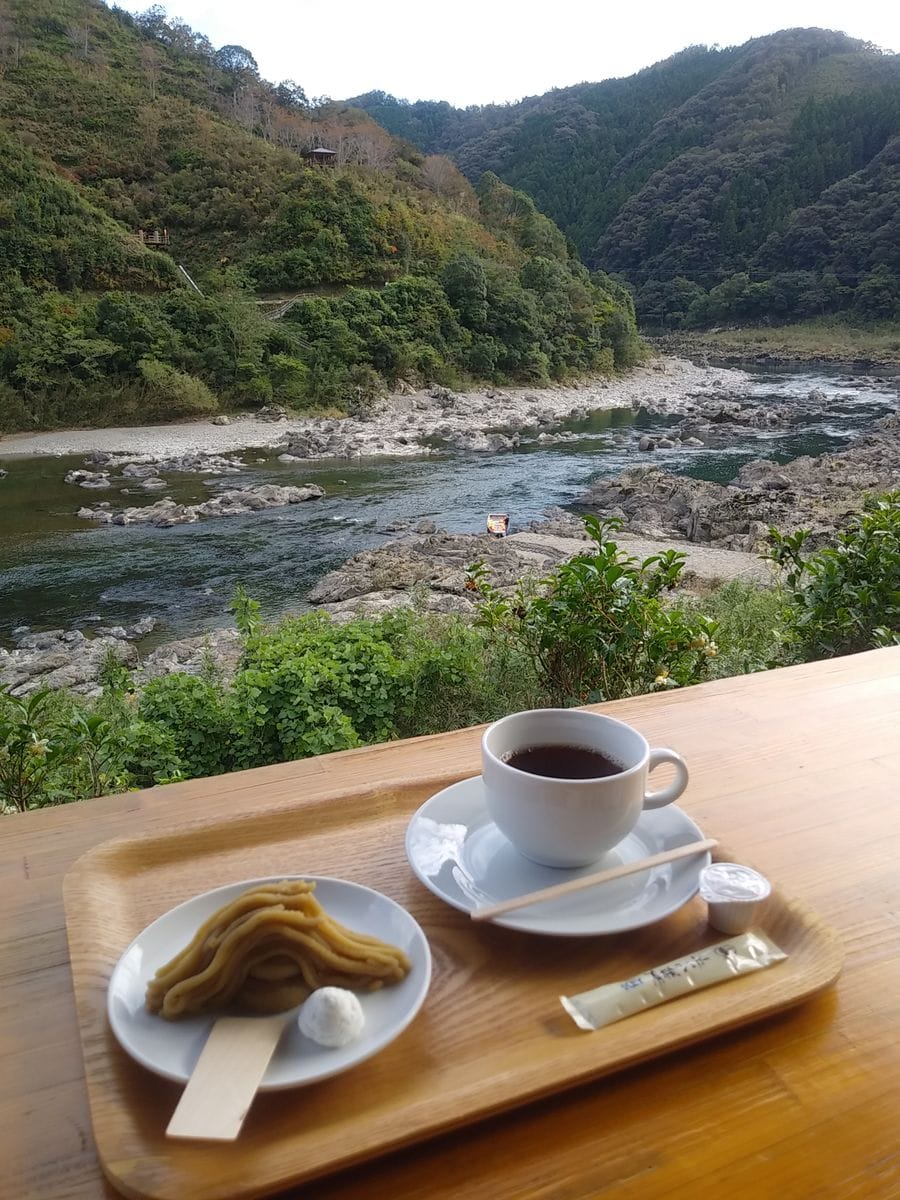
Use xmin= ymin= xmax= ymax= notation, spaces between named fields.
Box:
xmin=136 ymin=228 xmax=170 ymax=247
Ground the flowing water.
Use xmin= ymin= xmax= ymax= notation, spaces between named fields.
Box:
xmin=0 ymin=364 xmax=896 ymax=643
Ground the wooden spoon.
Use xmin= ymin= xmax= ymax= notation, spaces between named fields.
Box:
xmin=166 ymin=1012 xmax=291 ymax=1141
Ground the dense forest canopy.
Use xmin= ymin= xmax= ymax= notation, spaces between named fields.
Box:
xmin=353 ymin=29 xmax=900 ymax=328
xmin=0 ymin=0 xmax=640 ymax=431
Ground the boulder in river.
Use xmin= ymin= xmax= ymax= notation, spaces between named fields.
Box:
xmin=446 ymin=430 xmax=518 ymax=453
xmin=75 ymin=483 xmax=325 ymax=527
xmin=121 ymin=463 xmax=160 ymax=479
xmin=255 ymin=405 xmax=289 ymax=422
xmin=64 ymin=469 xmax=111 ymax=488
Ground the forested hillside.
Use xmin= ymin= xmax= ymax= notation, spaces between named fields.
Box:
xmin=354 ymin=29 xmax=900 ymax=328
xmin=0 ymin=0 xmax=639 ymax=431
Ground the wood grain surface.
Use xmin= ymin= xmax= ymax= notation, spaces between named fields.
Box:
xmin=3 ymin=648 xmax=900 ymax=1200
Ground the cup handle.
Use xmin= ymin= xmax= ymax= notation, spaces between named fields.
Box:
xmin=643 ymin=748 xmax=689 ymax=810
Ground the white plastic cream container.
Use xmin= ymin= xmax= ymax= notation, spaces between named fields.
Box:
xmin=699 ymin=862 xmax=771 ymax=935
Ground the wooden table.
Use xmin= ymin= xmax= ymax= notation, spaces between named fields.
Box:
xmin=3 ymin=648 xmax=900 ymax=1199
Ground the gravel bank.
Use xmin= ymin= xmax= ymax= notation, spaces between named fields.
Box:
xmin=0 ymin=357 xmax=743 ymax=461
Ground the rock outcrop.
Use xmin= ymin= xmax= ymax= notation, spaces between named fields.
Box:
xmin=84 ymin=451 xmax=245 ymax=475
xmin=0 ymin=621 xmax=242 ymax=698
xmin=76 ymin=483 xmax=325 ymax=527
xmin=308 ymin=523 xmax=771 ymax=621
xmin=579 ymin=411 xmax=900 ymax=550
xmin=0 ymin=630 xmax=139 ymax=696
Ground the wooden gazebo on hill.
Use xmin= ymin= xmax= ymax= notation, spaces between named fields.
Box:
xmin=136 ymin=228 xmax=170 ymax=247
xmin=302 ymin=146 xmax=337 ymax=167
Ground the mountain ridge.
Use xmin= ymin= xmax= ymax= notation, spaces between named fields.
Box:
xmin=352 ymin=28 xmax=900 ymax=326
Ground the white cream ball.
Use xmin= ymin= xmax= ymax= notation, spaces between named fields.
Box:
xmin=298 ymin=986 xmax=365 ymax=1047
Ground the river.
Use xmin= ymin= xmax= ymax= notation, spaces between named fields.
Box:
xmin=0 ymin=363 xmax=896 ymax=644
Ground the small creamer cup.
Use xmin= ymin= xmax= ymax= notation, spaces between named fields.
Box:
xmin=481 ymin=708 xmax=689 ymax=868
xmin=700 ymin=863 xmax=771 ymax=934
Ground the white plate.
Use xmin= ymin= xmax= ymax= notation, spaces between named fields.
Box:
xmin=405 ymin=777 xmax=710 ymax=936
xmin=107 ymin=875 xmax=432 ymax=1090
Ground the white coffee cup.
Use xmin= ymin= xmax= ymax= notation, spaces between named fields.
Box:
xmin=481 ymin=708 xmax=689 ymax=868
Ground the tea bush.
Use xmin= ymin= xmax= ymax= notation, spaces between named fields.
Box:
xmin=379 ymin=606 xmax=539 ymax=737
xmin=468 ymin=516 xmax=719 ymax=705
xmin=137 ymin=675 xmax=232 ymax=780
xmin=767 ymin=492 xmax=900 ymax=660
xmin=0 ymin=686 xmax=135 ymax=810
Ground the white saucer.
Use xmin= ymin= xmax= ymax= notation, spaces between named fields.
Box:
xmin=107 ymin=876 xmax=431 ymax=1090
xmin=405 ymin=777 xmax=710 ymax=936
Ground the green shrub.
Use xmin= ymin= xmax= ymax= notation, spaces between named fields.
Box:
xmin=767 ymin=492 xmax=900 ymax=660
xmin=137 ymin=358 xmax=219 ymax=418
xmin=0 ymin=688 xmax=71 ymax=812
xmin=118 ymin=719 xmax=187 ymax=789
xmin=0 ymin=685 xmax=135 ymax=810
xmin=137 ymin=675 xmax=231 ymax=779
xmin=682 ymin=579 xmax=786 ymax=677
xmin=0 ymin=381 xmax=35 ymax=433
xmin=227 ymin=613 xmax=412 ymax=767
xmin=469 ymin=516 xmax=719 ymax=705
xmin=378 ymin=606 xmax=538 ymax=737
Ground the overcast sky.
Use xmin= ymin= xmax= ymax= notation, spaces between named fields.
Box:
xmin=119 ymin=1 xmax=899 ymax=106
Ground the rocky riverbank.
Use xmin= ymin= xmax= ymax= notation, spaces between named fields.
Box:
xmin=0 ymin=623 xmax=244 ymax=698
xmin=10 ymin=406 xmax=897 ymax=694
xmin=0 ymin=357 xmax=738 ymax=463
xmin=3 ymin=355 xmax=897 ymax=696
xmin=308 ymin=521 xmax=773 ymax=622
xmin=5 ymin=406 xmax=898 ymax=695
xmin=579 ymin=411 xmax=900 ymax=551
xmin=625 ymin=372 xmax=888 ymax=450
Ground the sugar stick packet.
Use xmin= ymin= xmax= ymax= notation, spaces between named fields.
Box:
xmin=560 ymin=931 xmax=787 ymax=1032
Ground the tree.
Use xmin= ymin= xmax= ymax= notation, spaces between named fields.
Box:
xmin=422 ymin=156 xmax=475 ymax=211
xmin=273 ymin=80 xmax=307 ymax=111
xmin=214 ymin=44 xmax=258 ymax=75
xmin=853 ymin=266 xmax=900 ymax=319
xmin=140 ymin=42 xmax=161 ymax=102
xmin=135 ymin=5 xmax=168 ymax=39
xmin=441 ymin=256 xmax=488 ymax=328
xmin=0 ymin=9 xmax=22 ymax=73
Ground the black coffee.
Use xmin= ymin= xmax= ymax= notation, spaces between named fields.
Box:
xmin=504 ymin=743 xmax=623 ymax=779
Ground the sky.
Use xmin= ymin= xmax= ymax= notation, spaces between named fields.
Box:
xmin=120 ymin=1 xmax=900 ymax=106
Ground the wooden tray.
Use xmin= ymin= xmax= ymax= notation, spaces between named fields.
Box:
xmin=63 ymin=774 xmax=843 ymax=1200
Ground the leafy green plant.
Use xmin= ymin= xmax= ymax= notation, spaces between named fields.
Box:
xmin=468 ymin=516 xmax=719 ymax=705
xmin=97 ymin=646 xmax=135 ymax=695
xmin=227 ymin=613 xmax=411 ymax=766
xmin=0 ymin=688 xmax=69 ymax=812
xmin=378 ymin=607 xmax=538 ymax=737
xmin=62 ymin=710 xmax=129 ymax=800
xmin=230 ymin=585 xmax=262 ymax=641
xmin=118 ymin=719 xmax=187 ymax=789
xmin=766 ymin=492 xmax=900 ymax=660
xmin=137 ymin=675 xmax=231 ymax=780
xmin=681 ymin=578 xmax=787 ymax=677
